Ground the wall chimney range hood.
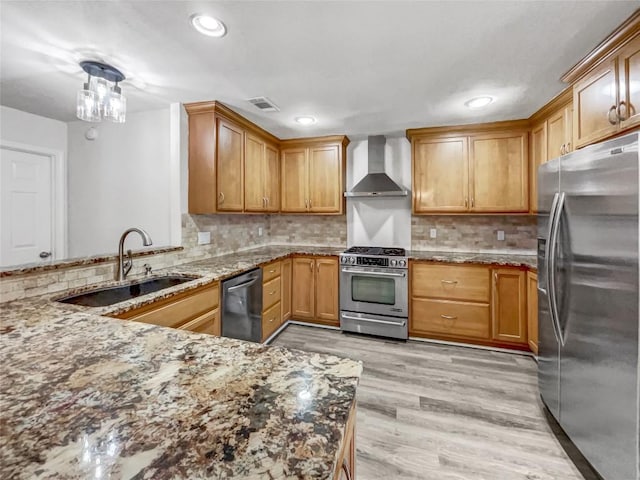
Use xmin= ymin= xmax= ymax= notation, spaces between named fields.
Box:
xmin=345 ymin=135 xmax=408 ymax=197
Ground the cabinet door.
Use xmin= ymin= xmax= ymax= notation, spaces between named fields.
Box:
xmin=547 ymin=108 xmax=568 ymax=161
xmin=244 ymin=133 xmax=265 ymax=212
xmin=281 ymin=148 xmax=308 ymax=212
xmin=529 ymin=122 xmax=547 ymax=214
xmin=315 ymin=257 xmax=339 ymax=324
xmin=492 ymin=269 xmax=527 ymax=344
xmin=188 ymin=112 xmax=217 ymax=213
xmin=308 ymin=145 xmax=343 ymax=213
xmin=291 ymin=256 xmax=315 ymax=318
xmin=413 ymin=137 xmax=469 ymax=213
xmin=573 ymin=58 xmax=619 ymax=148
xmin=470 ymin=132 xmax=528 ymax=212
xmin=264 ymin=143 xmax=280 ymax=212
xmin=281 ymin=258 xmax=292 ymax=323
xmin=527 ymin=271 xmax=538 ymax=355
xmin=216 ymin=119 xmax=244 ymax=211
xmin=179 ymin=308 xmax=220 ymax=336
xmin=618 ymin=36 xmax=640 ymax=131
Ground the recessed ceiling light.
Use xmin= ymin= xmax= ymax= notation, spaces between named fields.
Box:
xmin=295 ymin=116 xmax=316 ymax=126
xmin=465 ymin=96 xmax=494 ymax=109
xmin=190 ymin=14 xmax=227 ymax=37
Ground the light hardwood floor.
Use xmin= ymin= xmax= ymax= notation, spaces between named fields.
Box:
xmin=273 ymin=324 xmax=593 ymax=480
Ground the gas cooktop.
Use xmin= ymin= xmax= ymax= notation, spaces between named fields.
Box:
xmin=343 ymin=246 xmax=406 ymax=256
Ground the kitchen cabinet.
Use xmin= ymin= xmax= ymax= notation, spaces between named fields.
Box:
xmin=185 ymin=101 xmax=281 ymax=214
xmin=568 ymin=28 xmax=639 ymax=148
xmin=111 ymin=282 xmax=220 ymax=336
xmin=216 ymin=118 xmax=245 ymax=212
xmin=281 ymin=258 xmax=292 ymax=323
xmin=280 ymin=136 xmax=349 ymax=215
xmin=410 ymin=263 xmax=491 ymax=342
xmin=546 ymin=105 xmax=573 ymax=160
xmin=529 ymin=121 xmax=547 ymax=213
xmin=469 ymin=131 xmax=528 ymax=212
xmin=261 ymin=260 xmax=283 ymax=342
xmin=407 ymin=121 xmax=529 ymax=214
xmin=245 ymin=133 xmax=279 ymax=212
xmin=291 ymin=255 xmax=339 ymax=326
xmin=491 ymin=268 xmax=527 ymax=345
xmin=333 ymin=406 xmax=356 ymax=480
xmin=413 ymin=136 xmax=469 ymax=213
xmin=527 ymin=271 xmax=539 ymax=355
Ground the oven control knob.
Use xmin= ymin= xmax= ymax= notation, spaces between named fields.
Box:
xmin=390 ymin=259 xmax=397 ymax=267
xmin=349 ymin=257 xmax=356 ymax=265
xmin=399 ymin=260 xmax=407 ymax=267
xmin=341 ymin=256 xmax=347 ymax=264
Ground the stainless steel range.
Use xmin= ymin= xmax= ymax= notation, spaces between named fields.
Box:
xmin=339 ymin=246 xmax=408 ymax=340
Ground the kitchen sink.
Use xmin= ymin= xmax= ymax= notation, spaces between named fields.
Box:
xmin=57 ymin=275 xmax=198 ymax=307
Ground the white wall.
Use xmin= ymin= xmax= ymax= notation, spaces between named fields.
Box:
xmin=346 ymin=137 xmax=412 ymax=249
xmin=0 ymin=105 xmax=67 ymax=153
xmin=67 ymin=108 xmax=174 ymax=257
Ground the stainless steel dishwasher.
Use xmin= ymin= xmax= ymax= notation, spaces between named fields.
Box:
xmin=221 ymin=268 xmax=263 ymax=343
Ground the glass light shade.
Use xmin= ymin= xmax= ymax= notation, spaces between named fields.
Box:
xmin=76 ymin=89 xmax=101 ymax=122
xmin=104 ymin=91 xmax=126 ymax=123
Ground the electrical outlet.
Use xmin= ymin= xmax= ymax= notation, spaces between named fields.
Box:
xmin=258 ymin=227 xmax=263 ymax=237
xmin=197 ymin=231 xmax=211 ymax=245
xmin=497 ymin=230 xmax=505 ymax=241
xmin=430 ymin=228 xmax=437 ymax=239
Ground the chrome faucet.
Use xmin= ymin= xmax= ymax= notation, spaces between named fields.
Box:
xmin=117 ymin=228 xmax=152 ymax=281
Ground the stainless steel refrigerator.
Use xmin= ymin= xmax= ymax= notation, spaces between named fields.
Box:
xmin=538 ymin=131 xmax=639 ymax=480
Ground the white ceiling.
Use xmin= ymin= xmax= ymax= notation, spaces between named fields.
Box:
xmin=1 ymin=1 xmax=637 ymax=138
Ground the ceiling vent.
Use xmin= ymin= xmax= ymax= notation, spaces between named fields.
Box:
xmin=247 ymin=97 xmax=279 ymax=112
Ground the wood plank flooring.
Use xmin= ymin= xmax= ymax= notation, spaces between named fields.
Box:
xmin=272 ymin=325 xmax=592 ymax=480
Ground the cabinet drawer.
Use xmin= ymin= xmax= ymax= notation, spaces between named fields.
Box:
xmin=412 ymin=263 xmax=490 ymax=302
xmin=117 ymin=283 xmax=220 ymax=328
xmin=262 ymin=261 xmax=282 ymax=283
xmin=411 ymin=298 xmax=490 ymax=339
xmin=263 ymin=276 xmax=281 ymax=311
xmin=178 ymin=308 xmax=220 ymax=336
xmin=262 ymin=301 xmax=282 ymax=341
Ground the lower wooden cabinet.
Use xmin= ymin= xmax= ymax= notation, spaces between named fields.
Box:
xmin=261 ymin=260 xmax=283 ymax=342
xmin=411 ymin=261 xmax=532 ymax=351
xmin=291 ymin=255 xmax=339 ymax=326
xmin=111 ymin=282 xmax=221 ymax=336
xmin=491 ymin=269 xmax=527 ymax=345
xmin=333 ymin=405 xmax=356 ymax=480
xmin=527 ymin=271 xmax=539 ymax=354
xmin=281 ymin=258 xmax=292 ymax=323
xmin=261 ymin=301 xmax=281 ymax=342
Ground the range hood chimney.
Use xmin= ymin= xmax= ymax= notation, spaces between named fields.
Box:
xmin=344 ymin=135 xmax=408 ymax=197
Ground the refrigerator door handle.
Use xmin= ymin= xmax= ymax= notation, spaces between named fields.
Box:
xmin=548 ymin=192 xmax=566 ymax=346
xmin=545 ymin=192 xmax=562 ymax=343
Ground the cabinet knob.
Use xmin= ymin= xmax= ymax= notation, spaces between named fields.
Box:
xmin=39 ymin=251 xmax=52 ymax=259
xmin=617 ymin=101 xmax=628 ymax=122
xmin=560 ymin=144 xmax=565 ymax=155
xmin=219 ymin=192 xmax=225 ymax=204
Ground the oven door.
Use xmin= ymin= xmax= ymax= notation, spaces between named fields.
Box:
xmin=340 ymin=266 xmax=407 ymax=317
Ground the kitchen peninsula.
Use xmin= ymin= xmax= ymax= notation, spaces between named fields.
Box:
xmin=1 ymin=282 xmax=361 ymax=479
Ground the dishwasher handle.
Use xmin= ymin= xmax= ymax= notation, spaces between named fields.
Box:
xmin=227 ymin=277 xmax=260 ymax=292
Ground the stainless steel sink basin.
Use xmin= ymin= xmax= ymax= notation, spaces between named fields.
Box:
xmin=57 ymin=276 xmax=197 ymax=307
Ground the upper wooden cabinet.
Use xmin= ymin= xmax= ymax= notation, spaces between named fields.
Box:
xmin=217 ymin=118 xmax=244 ymax=212
xmin=244 ymin=133 xmax=279 ymax=212
xmin=280 ymin=136 xmax=349 ymax=215
xmin=407 ymin=121 xmax=529 ymax=214
xmin=562 ymin=13 xmax=639 ymax=148
xmin=529 ymin=121 xmax=547 ymax=214
xmin=185 ymin=102 xmax=349 ymax=215
xmin=546 ymin=104 xmax=573 ymax=159
xmin=413 ymin=136 xmax=468 ymax=213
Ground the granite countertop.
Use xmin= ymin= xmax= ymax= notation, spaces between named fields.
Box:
xmin=408 ymin=250 xmax=537 ymax=269
xmin=1 ymin=244 xmax=361 ymax=479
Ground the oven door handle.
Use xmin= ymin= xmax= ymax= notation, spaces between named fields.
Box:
xmin=341 ymin=314 xmax=406 ymax=326
xmin=341 ymin=268 xmax=406 ymax=277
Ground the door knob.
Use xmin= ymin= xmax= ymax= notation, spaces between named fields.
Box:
xmin=39 ymin=251 xmax=52 ymax=259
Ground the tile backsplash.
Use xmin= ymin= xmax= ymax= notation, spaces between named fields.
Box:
xmin=411 ymin=215 xmax=537 ymax=253
xmin=268 ymin=215 xmax=347 ymax=247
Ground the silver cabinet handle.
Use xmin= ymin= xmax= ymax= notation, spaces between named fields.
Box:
xmin=265 ymin=197 xmax=269 ymax=207
xmin=341 ymin=314 xmax=406 ymax=327
xmin=560 ymin=144 xmax=565 ymax=155
xmin=471 ymin=198 xmax=474 ymax=208
xmin=464 ymin=197 xmax=468 ymax=208
xmin=441 ymin=280 xmax=458 ymax=284
xmin=617 ymin=101 xmax=628 ymax=121
xmin=566 ymin=142 xmax=571 ymax=152
xmin=219 ymin=191 xmax=225 ymax=204
xmin=440 ymin=314 xmax=457 ymax=320
xmin=607 ymin=105 xmax=618 ymax=125
xmin=269 ymin=291 xmax=276 ymax=295
xmin=309 ymin=261 xmax=313 ymax=271
xmin=269 ymin=269 xmax=276 ymax=273
xmin=39 ymin=251 xmax=52 ymax=259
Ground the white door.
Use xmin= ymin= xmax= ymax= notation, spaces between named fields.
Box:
xmin=0 ymin=148 xmax=52 ymax=266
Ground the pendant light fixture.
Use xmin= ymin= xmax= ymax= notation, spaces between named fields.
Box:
xmin=76 ymin=61 xmax=127 ymax=123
